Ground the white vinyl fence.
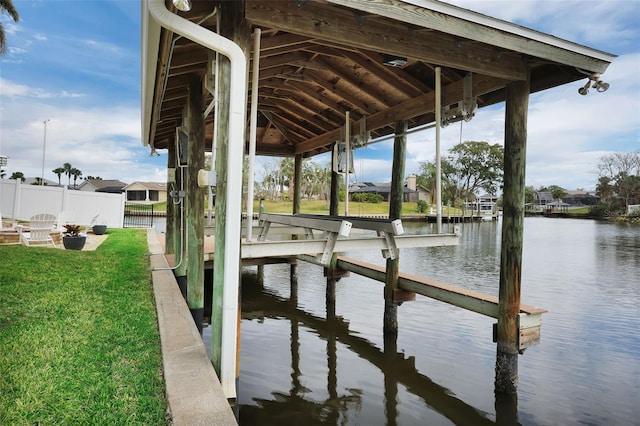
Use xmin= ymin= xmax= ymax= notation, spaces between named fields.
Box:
xmin=0 ymin=179 xmax=125 ymax=228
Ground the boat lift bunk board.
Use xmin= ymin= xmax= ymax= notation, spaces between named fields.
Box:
xmin=250 ymin=213 xmax=460 ymax=266
xmin=249 ymin=213 xmax=545 ymax=350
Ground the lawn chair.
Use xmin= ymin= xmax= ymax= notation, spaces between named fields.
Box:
xmin=17 ymin=213 xmax=58 ymax=248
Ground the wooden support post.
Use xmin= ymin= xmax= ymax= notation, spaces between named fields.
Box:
xmin=186 ymin=75 xmax=205 ymax=334
xmin=495 ymin=74 xmax=529 ymax=394
xmin=293 ymin=154 xmax=302 ymax=215
xmin=212 ymin=0 xmax=250 ymax=388
xmin=383 ymin=330 xmax=399 ymax=426
xmin=326 ymin=254 xmax=337 ymax=311
xmin=290 ymin=154 xmax=303 ymax=278
xmin=326 ymin=284 xmax=338 ymax=425
xmin=256 ymin=264 xmax=264 ymax=285
xmin=495 ymin=391 xmax=518 ymax=424
xmin=330 ymin=144 xmax=339 ymax=216
xmin=384 ymin=120 xmax=407 ymax=336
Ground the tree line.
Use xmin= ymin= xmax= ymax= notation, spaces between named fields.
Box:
xmin=0 ymin=162 xmax=102 ymax=188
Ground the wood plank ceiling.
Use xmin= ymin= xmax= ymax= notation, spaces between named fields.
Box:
xmin=147 ymin=0 xmax=613 ymax=158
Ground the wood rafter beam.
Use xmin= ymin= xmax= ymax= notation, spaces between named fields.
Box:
xmin=327 ymin=0 xmax=612 ymax=74
xmin=262 ymin=98 xmax=334 ymax=134
xmin=295 ymin=75 xmax=509 ymax=155
xmin=246 ymin=1 xmax=527 ymax=81
xmin=303 ymin=70 xmax=372 ymax=115
xmin=315 ymin=56 xmax=391 ymax=110
xmin=286 ymin=80 xmax=351 ymax=119
xmin=339 ymin=50 xmax=421 ymax=99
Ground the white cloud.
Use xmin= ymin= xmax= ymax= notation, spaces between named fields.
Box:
xmin=0 ymin=78 xmax=85 ymax=99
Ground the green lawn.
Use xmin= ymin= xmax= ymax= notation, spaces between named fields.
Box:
xmin=0 ymin=230 xmax=167 ymax=425
xmin=252 ymin=199 xmax=428 ymax=215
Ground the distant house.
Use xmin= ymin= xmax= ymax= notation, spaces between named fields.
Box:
xmin=405 ymin=175 xmax=431 ymax=202
xmin=562 ymin=190 xmax=599 ymax=206
xmin=464 ymin=193 xmax=499 ymax=216
xmin=123 ymin=181 xmax=167 ymax=204
xmin=349 ymin=181 xmax=419 ymax=202
xmin=534 ymin=191 xmax=554 ymax=206
xmin=78 ymin=179 xmax=127 ymax=194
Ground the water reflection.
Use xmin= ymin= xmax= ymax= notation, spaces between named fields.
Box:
xmin=237 ymin=218 xmax=639 ymax=425
xmin=239 ymin=271 xmax=510 ymax=425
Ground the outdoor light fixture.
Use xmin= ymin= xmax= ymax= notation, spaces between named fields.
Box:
xmin=172 ymin=0 xmax=191 ymax=12
xmin=578 ymin=74 xmax=610 ymax=95
xmin=383 ymin=54 xmax=407 ymax=68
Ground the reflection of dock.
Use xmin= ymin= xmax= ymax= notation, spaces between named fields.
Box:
xmin=238 ymin=274 xmax=497 ymax=425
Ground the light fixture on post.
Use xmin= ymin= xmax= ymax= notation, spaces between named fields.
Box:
xmin=578 ymin=74 xmax=609 ymax=95
xmin=593 ymin=80 xmax=610 ymax=92
xmin=172 ymin=0 xmax=191 ymax=12
xmin=40 ymin=119 xmax=50 ymax=186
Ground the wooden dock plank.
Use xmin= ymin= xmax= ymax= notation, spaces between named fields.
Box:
xmin=336 ymin=256 xmax=546 ymax=318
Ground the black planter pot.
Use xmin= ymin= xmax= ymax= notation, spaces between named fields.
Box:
xmin=63 ymin=235 xmax=87 ymax=250
xmin=92 ymin=225 xmax=107 ymax=235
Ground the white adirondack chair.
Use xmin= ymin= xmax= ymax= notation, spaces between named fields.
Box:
xmin=17 ymin=213 xmax=58 ymax=247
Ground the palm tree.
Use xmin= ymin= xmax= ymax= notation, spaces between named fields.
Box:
xmin=70 ymin=167 xmax=82 ymax=188
xmin=52 ymin=167 xmax=65 ymax=186
xmin=0 ymin=0 xmax=19 ymax=56
xmin=63 ymin=162 xmax=72 ymax=186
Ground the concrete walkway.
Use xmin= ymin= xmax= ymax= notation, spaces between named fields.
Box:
xmin=147 ymin=229 xmax=237 ymax=426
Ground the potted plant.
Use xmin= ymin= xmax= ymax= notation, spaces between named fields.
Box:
xmin=92 ymin=222 xmax=107 ymax=235
xmin=62 ymin=224 xmax=87 ymax=250
xmin=91 ymin=214 xmax=107 ymax=235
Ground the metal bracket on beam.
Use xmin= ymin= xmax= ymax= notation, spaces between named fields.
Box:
xmin=492 ymin=313 xmax=543 ymax=353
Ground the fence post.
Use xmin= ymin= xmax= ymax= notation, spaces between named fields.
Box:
xmin=13 ymin=179 xmax=21 ymax=220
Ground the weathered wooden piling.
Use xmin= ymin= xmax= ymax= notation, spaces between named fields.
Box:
xmin=495 ymin=74 xmax=529 ymax=393
xmin=384 ymin=120 xmax=407 ymax=335
xmin=325 ymin=145 xmax=341 ymax=301
xmin=291 ymin=154 xmax=303 ymax=281
xmin=330 ymin=145 xmax=340 ymax=217
xmin=185 ymin=75 xmax=205 ymax=334
xmin=211 ymin=0 xmax=250 ymax=380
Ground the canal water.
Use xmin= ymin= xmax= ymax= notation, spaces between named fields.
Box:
xmin=235 ymin=217 xmax=640 ymax=425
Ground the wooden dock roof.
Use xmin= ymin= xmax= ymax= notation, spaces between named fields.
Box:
xmin=142 ymin=0 xmax=615 ymax=158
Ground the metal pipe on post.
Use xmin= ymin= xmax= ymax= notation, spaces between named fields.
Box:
xmin=246 ymin=28 xmax=261 ymax=242
xmin=435 ymin=67 xmax=442 ymax=233
xmin=495 ymin=73 xmax=530 ymax=394
xmin=148 ymin=0 xmax=247 ymax=399
xmin=207 ymin=13 xmax=220 ymax=227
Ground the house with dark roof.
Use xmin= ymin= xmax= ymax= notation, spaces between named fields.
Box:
xmin=78 ymin=179 xmax=127 ymax=194
xmin=349 ymin=182 xmax=418 ymax=202
xmin=534 ymin=191 xmax=554 ymax=206
xmin=562 ymin=190 xmax=600 ymax=206
xmin=123 ymin=181 xmax=167 ymax=204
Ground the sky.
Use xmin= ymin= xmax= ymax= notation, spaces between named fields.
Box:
xmin=0 ymin=0 xmax=638 ymax=191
